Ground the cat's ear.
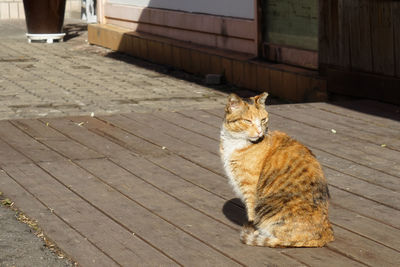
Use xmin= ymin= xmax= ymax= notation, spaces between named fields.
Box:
xmin=254 ymin=92 xmax=268 ymax=108
xmin=226 ymin=94 xmax=243 ymax=113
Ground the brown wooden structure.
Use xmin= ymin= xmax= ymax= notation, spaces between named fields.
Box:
xmin=90 ymin=1 xmax=400 ymax=103
xmin=319 ymin=0 xmax=400 ymax=104
xmin=1 ymin=101 xmax=399 ymax=266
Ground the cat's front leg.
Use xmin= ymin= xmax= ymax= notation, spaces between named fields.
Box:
xmin=243 ymin=193 xmax=256 ymax=222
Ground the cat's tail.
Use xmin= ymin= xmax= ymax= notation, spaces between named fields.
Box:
xmin=240 ymin=222 xmax=335 ymax=247
xmin=240 ymin=222 xmax=277 ymax=247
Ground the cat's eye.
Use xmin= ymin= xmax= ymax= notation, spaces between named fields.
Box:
xmin=261 ymin=118 xmax=268 ymax=124
xmin=243 ymin=119 xmax=252 ymax=124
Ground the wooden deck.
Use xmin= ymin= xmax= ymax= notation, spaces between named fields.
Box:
xmin=0 ymin=100 xmax=399 ymax=266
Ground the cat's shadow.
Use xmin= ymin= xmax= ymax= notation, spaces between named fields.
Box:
xmin=222 ymin=198 xmax=248 ymax=226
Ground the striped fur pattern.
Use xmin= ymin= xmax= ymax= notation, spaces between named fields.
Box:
xmin=220 ymin=93 xmax=334 ymax=247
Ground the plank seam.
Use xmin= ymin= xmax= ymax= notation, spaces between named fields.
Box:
xmin=331 ymin=223 xmax=400 ymax=253
xmin=151 ymin=112 xmax=220 ymax=142
xmin=120 ymin=114 xmax=220 ymax=156
xmin=330 ymin=202 xmax=400 ymax=230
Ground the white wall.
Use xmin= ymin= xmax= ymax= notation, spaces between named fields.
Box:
xmin=108 ymin=0 xmax=254 ymax=19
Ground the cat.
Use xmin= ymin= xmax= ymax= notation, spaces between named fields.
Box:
xmin=220 ymin=92 xmax=334 ymax=247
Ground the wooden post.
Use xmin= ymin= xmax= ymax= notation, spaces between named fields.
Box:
xmin=254 ymin=0 xmax=262 ymax=57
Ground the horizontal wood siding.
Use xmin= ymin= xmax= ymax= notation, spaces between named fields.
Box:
xmin=104 ymin=3 xmax=257 ymax=55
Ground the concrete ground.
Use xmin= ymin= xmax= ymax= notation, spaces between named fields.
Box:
xmin=1 ymin=19 xmax=277 ymax=266
xmin=0 ymin=204 xmax=74 ymax=267
xmin=0 ymin=19 xmax=235 ymax=122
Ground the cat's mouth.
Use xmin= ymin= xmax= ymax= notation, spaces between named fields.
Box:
xmin=250 ymin=136 xmax=264 ymax=144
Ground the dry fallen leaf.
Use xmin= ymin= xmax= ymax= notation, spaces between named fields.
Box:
xmin=381 ymin=144 xmax=387 ymax=147
xmin=331 ymin=129 xmax=337 ymax=134
xmin=1 ymin=198 xmax=12 ymax=206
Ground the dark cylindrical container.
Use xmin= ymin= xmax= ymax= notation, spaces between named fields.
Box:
xmin=23 ymin=0 xmax=66 ymax=34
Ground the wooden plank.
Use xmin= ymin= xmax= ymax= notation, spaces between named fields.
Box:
xmin=3 ymin=163 xmax=176 ymax=266
xmin=309 ymin=101 xmax=400 ymax=131
xmin=338 ymin=0 xmax=350 ymax=69
xmin=330 ymin=203 xmax=400 ymax=251
xmin=41 ymin=112 xmax=400 ymax=266
xmin=103 ymin=118 xmax=400 ymax=249
xmin=29 ymin=118 xmax=290 ymax=266
xmin=122 ymin=113 xmax=219 ymax=155
xmin=76 ymin=158 xmax=304 ymax=266
xmin=267 ymin=105 xmax=400 ymax=172
xmin=98 ymin=114 xmax=226 ymax=176
xmin=0 ymin=121 xmax=64 ymax=163
xmin=346 ymin=0 xmax=373 ymax=72
xmin=370 ymin=0 xmax=395 ymax=76
xmin=325 ymin=167 xmax=399 ymax=211
xmin=0 ymin=137 xmax=31 ymax=167
xmin=393 ymin=1 xmax=400 ymax=78
xmin=316 ymin=148 xmax=400 ymax=192
xmin=268 ymin=111 xmax=400 ymax=178
xmin=97 ymin=113 xmax=400 ymax=260
xmin=330 ymin=187 xmax=400 ymax=229
xmin=40 ymin=116 xmax=370 ymax=265
xmin=35 ymin=117 xmax=296 ymax=265
xmin=39 ymin=160 xmax=245 ymax=266
xmin=279 ymin=103 xmax=400 ymax=149
xmin=284 ymin=247 xmax=365 ymax=267
xmin=0 ymin=170 xmax=119 ymax=267
xmin=149 ymin=154 xmax=232 ymax=200
xmin=153 ymin=111 xmax=220 ymax=141
xmin=40 ymin=116 xmax=171 ymax=168
xmin=318 ymin=0 xmax=350 ymax=69
xmin=327 ymin=227 xmax=400 ymax=266
xmin=318 ymin=0 xmax=329 ymax=70
xmin=10 ymin=119 xmax=102 ymax=160
xmin=177 ymin=109 xmax=224 ymax=128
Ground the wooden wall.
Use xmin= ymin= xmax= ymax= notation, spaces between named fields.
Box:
xmin=319 ymin=0 xmax=400 ymax=104
xmin=103 ymin=3 xmax=258 ymax=55
xmin=319 ymin=0 xmax=400 ymax=78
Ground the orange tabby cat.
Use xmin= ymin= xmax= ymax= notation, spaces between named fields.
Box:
xmin=220 ymin=93 xmax=334 ymax=247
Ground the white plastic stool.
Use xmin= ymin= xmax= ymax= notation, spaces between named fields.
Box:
xmin=26 ymin=33 xmax=66 ymax=43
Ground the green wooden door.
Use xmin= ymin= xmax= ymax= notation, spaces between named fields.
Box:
xmin=260 ymin=0 xmax=318 ymax=68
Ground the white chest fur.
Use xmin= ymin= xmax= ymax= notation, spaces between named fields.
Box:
xmin=220 ymin=127 xmax=250 ymax=200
